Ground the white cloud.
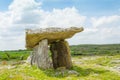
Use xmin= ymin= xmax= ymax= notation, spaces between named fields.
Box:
xmin=39 ymin=7 xmax=86 ymax=27
xmin=0 ymin=0 xmax=86 ymax=50
xmin=91 ymin=15 xmax=120 ymax=27
xmin=77 ymin=15 xmax=120 ymax=44
xmin=67 ymin=15 xmax=120 ymax=45
xmin=9 ymin=0 xmax=41 ymax=12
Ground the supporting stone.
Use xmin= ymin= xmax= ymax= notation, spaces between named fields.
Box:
xmin=30 ymin=39 xmax=52 ymax=69
xmin=50 ymin=40 xmax=72 ymax=69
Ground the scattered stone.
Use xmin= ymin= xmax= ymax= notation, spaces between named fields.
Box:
xmin=26 ymin=52 xmax=32 ymax=64
xmin=113 ymin=66 xmax=120 ymax=72
xmin=73 ymin=61 xmax=83 ymax=65
xmin=0 ymin=65 xmax=16 ymax=70
xmin=7 ymin=65 xmax=16 ymax=69
xmin=55 ymin=69 xmax=79 ymax=77
xmin=68 ymin=70 xmax=79 ymax=75
xmin=111 ymin=60 xmax=120 ymax=64
xmin=11 ymin=61 xmax=26 ymax=66
xmin=55 ymin=67 xmax=68 ymax=77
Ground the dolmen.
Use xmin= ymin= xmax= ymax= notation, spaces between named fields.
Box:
xmin=25 ymin=27 xmax=84 ymax=69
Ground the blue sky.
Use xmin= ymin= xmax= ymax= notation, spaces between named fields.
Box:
xmin=40 ymin=0 xmax=120 ymax=16
xmin=0 ymin=0 xmax=12 ymax=11
xmin=1 ymin=0 xmax=120 ymax=16
xmin=0 ymin=0 xmax=120 ymax=50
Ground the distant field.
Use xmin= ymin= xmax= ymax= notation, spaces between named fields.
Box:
xmin=0 ymin=44 xmax=120 ymax=80
xmin=70 ymin=44 xmax=120 ymax=55
xmin=0 ymin=44 xmax=120 ymax=61
xmin=0 ymin=50 xmax=30 ymax=61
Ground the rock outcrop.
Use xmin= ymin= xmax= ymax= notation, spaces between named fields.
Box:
xmin=25 ymin=27 xmax=84 ymax=69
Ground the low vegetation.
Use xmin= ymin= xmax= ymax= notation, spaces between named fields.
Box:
xmin=0 ymin=44 xmax=120 ymax=80
xmin=0 ymin=50 xmax=30 ymax=60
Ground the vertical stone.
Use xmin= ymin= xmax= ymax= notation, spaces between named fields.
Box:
xmin=50 ymin=40 xmax=72 ymax=69
xmin=30 ymin=39 xmax=52 ymax=69
xmin=50 ymin=43 xmax=58 ymax=69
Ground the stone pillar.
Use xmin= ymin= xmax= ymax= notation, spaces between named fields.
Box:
xmin=30 ymin=39 xmax=52 ymax=69
xmin=50 ymin=40 xmax=72 ymax=69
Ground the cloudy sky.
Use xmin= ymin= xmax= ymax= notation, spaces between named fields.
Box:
xmin=0 ymin=0 xmax=120 ymax=50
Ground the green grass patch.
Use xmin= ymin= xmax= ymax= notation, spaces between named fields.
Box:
xmin=0 ymin=44 xmax=120 ymax=80
xmin=0 ymin=50 xmax=30 ymax=61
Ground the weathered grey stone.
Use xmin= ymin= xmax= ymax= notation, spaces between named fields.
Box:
xmin=26 ymin=53 xmax=32 ymax=64
xmin=26 ymin=27 xmax=83 ymax=49
xmin=50 ymin=40 xmax=72 ymax=69
xmin=111 ymin=60 xmax=120 ymax=64
xmin=30 ymin=39 xmax=52 ymax=69
xmin=68 ymin=70 xmax=79 ymax=75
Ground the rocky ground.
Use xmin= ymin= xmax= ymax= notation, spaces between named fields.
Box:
xmin=0 ymin=55 xmax=120 ymax=80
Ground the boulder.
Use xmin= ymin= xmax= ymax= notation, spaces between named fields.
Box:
xmin=26 ymin=27 xmax=83 ymax=49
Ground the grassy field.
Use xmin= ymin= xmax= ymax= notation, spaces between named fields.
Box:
xmin=0 ymin=50 xmax=30 ymax=60
xmin=0 ymin=44 xmax=120 ymax=80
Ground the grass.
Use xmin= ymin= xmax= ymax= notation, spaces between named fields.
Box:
xmin=70 ymin=44 xmax=120 ymax=55
xmin=0 ymin=54 xmax=120 ymax=80
xmin=0 ymin=50 xmax=30 ymax=61
xmin=0 ymin=44 xmax=120 ymax=80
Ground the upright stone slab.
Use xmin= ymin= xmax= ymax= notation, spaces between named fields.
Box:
xmin=50 ymin=40 xmax=72 ymax=69
xmin=30 ymin=39 xmax=52 ymax=69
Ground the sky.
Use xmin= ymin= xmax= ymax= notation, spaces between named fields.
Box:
xmin=0 ymin=0 xmax=120 ymax=50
